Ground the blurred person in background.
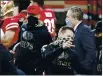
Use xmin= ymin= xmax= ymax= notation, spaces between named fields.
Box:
xmin=95 ymin=21 xmax=102 ymax=75
xmin=95 ymin=21 xmax=102 ymax=51
xmin=30 ymin=0 xmax=57 ymax=41
xmin=0 ymin=1 xmax=20 ymax=49
xmin=66 ymin=6 xmax=96 ymax=75
xmin=0 ymin=1 xmax=28 ymax=54
xmin=15 ymin=5 xmax=52 ymax=75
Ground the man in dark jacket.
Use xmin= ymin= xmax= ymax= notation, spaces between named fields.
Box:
xmin=66 ymin=6 xmax=97 ymax=74
xmin=0 ymin=44 xmax=25 ymax=75
xmin=15 ymin=5 xmax=52 ymax=75
xmin=41 ymin=26 xmax=76 ymax=75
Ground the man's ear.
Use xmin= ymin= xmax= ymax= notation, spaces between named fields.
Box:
xmin=72 ymin=15 xmax=77 ymax=20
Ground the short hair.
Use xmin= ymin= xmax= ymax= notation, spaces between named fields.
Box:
xmin=59 ymin=26 xmax=74 ymax=34
xmin=67 ymin=6 xmax=83 ymax=20
xmin=32 ymin=0 xmax=44 ymax=7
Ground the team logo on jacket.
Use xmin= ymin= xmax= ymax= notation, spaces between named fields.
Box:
xmin=22 ymin=31 xmax=33 ymax=40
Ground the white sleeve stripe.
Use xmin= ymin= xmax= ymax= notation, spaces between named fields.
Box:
xmin=6 ymin=24 xmax=19 ymax=30
xmin=6 ymin=26 xmax=18 ymax=30
xmin=6 ymin=23 xmax=19 ymax=29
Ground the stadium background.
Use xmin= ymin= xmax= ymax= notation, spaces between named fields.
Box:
xmin=0 ymin=0 xmax=102 ymax=29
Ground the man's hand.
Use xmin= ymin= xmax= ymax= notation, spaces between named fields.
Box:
xmin=41 ymin=45 xmax=48 ymax=52
xmin=9 ymin=50 xmax=15 ymax=55
xmin=62 ymin=40 xmax=75 ymax=49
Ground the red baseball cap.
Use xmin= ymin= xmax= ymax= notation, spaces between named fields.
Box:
xmin=27 ymin=5 xmax=41 ymax=15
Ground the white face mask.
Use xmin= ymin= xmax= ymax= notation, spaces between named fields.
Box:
xmin=65 ymin=18 xmax=72 ymax=27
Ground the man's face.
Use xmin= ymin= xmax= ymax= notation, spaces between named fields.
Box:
xmin=58 ymin=30 xmax=74 ymax=43
xmin=66 ymin=10 xmax=75 ymax=26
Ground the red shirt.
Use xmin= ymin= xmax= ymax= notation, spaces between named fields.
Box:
xmin=40 ymin=9 xmax=56 ymax=37
xmin=1 ymin=17 xmax=20 ymax=46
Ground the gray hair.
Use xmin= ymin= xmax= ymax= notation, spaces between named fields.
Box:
xmin=67 ymin=6 xmax=83 ymax=20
